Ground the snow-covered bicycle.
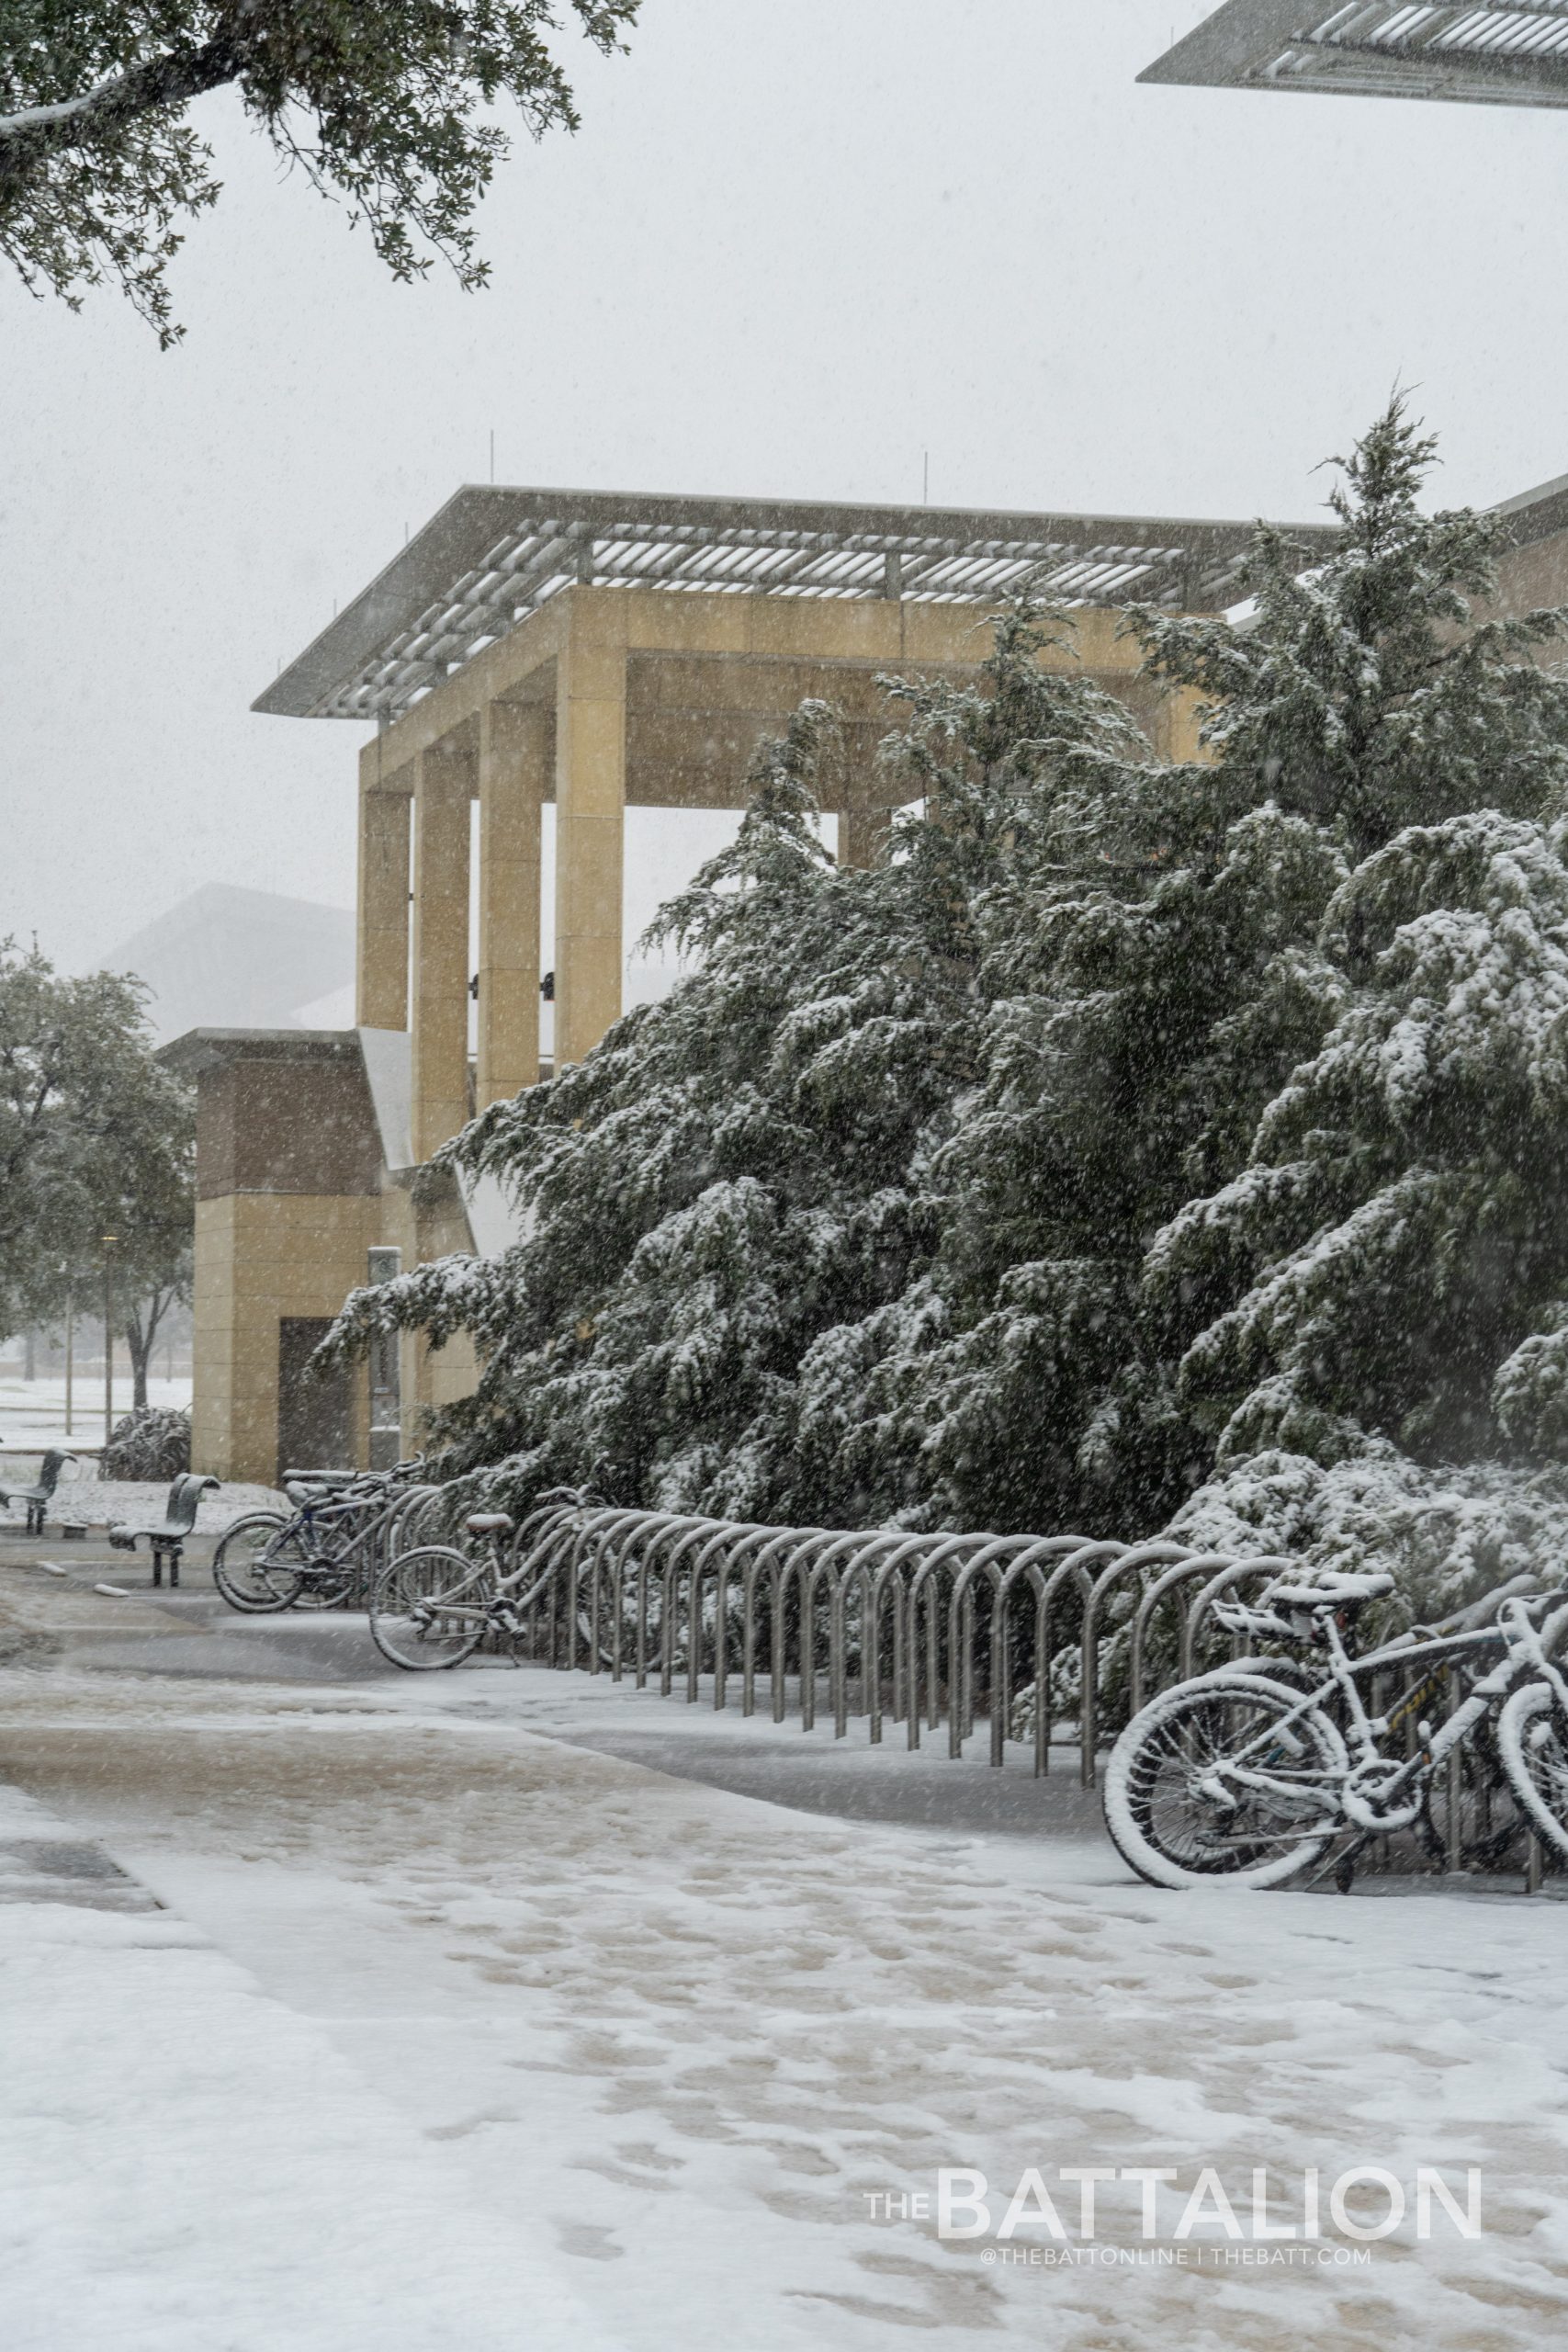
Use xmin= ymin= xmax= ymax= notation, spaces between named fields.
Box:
xmin=368 ymin=1510 xmax=541 ymax=1668
xmin=211 ymin=1461 xmax=424 ymax=1613
xmin=1103 ymin=1568 xmax=1568 ymax=1890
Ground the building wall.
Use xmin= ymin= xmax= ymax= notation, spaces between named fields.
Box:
xmin=192 ymin=1190 xmax=380 ymax=1483
xmin=1493 ymin=527 xmax=1568 ymax=655
xmin=197 ymin=1059 xmax=384 ymax=1197
xmin=184 ymin=1039 xmax=389 ymax=1485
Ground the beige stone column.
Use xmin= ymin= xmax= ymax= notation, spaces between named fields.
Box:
xmin=411 ymin=743 xmax=473 ymax=1162
xmin=1156 ymin=683 xmax=1209 ymax=766
xmin=355 ymin=783 xmax=411 ymax=1028
xmin=477 ymin=700 xmax=547 ymax=1105
xmin=554 ymin=602 xmax=626 ymax=1067
xmin=839 ymin=804 xmax=886 ymax=870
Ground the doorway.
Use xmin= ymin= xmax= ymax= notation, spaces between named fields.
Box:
xmin=276 ymin=1317 xmax=354 ymax=1484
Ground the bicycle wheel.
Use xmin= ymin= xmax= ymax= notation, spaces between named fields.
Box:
xmin=1498 ymin=1681 xmax=1568 ymax=1861
xmin=211 ymin=1514 xmax=305 ymax=1613
xmin=368 ymin=1546 xmax=489 ymax=1670
xmin=1104 ymin=1669 xmax=1348 ymax=1890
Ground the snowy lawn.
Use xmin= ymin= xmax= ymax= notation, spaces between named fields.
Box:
xmin=0 ymin=1374 xmax=191 ymax=1455
xmin=1 ymin=1619 xmax=1566 ymax=2352
xmin=0 ymin=1476 xmax=283 ymax=1538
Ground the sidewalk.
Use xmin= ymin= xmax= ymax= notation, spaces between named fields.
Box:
xmin=0 ymin=1782 xmax=615 ymax=2352
xmin=6 ymin=1554 xmax=1568 ymax=2350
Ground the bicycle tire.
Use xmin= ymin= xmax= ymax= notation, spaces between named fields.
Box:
xmin=1104 ymin=1668 xmax=1348 ymax=1891
xmin=211 ymin=1514 xmax=304 ymax=1613
xmin=1497 ymin=1681 xmax=1568 ymax=1862
xmin=368 ymin=1546 xmax=490 ymax=1670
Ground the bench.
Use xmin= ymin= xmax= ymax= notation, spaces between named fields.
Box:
xmin=107 ymin=1474 xmax=220 ymax=1589
xmin=0 ymin=1450 xmax=77 ymax=1537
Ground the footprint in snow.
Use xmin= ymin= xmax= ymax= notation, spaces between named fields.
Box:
xmin=554 ymin=2221 xmax=625 ymax=2261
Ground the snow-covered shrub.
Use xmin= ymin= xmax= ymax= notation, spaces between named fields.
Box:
xmin=1170 ymin=1443 xmax=1568 ymax=1624
xmin=101 ymin=1406 xmax=190 ymax=1482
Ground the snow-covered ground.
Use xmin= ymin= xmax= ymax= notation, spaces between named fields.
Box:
xmin=0 ymin=1787 xmax=605 ymax=2352
xmin=0 ymin=1473 xmax=281 ymax=1538
xmin=2 ymin=1566 xmax=1566 ymax=2350
xmin=0 ymin=1373 xmax=191 ymax=1454
xmin=0 ymin=1375 xmax=277 ymax=1535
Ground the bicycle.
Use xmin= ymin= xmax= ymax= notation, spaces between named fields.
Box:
xmin=368 ymin=1510 xmax=563 ymax=1668
xmin=1103 ymin=1567 xmax=1568 ymax=1890
xmin=211 ymin=1460 xmax=425 ymax=1614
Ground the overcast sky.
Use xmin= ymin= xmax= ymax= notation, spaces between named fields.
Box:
xmin=6 ymin=0 xmax=1567 ymax=976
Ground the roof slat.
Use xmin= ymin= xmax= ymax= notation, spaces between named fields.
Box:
xmin=255 ymin=481 xmax=1340 ymax=721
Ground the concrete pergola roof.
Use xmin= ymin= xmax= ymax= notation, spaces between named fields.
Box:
xmin=1143 ymin=1 xmax=1568 ymax=106
xmin=254 ymin=484 xmax=1342 ymax=725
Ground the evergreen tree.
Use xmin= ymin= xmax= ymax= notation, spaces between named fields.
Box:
xmin=796 ymin=625 xmax=1349 ymax=1533
xmin=325 ymin=632 xmax=1145 ymax=1518
xmin=1141 ymin=407 xmax=1568 ymax=1606
xmin=1154 ymin=812 xmax=1568 ymax=1467
xmin=328 ymin=402 xmax=1568 ymax=1600
xmin=793 ymin=401 xmax=1548 ymax=1532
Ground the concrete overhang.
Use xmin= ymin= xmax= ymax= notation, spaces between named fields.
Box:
xmin=159 ymin=1027 xmax=366 ymax=1076
xmin=254 ymin=483 xmax=1342 ymax=728
xmin=1142 ymin=1 xmax=1568 ymax=107
xmin=163 ymin=1026 xmax=426 ymax=1184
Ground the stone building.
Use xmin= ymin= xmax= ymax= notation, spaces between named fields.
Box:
xmin=169 ymin=476 xmax=1568 ymax=1482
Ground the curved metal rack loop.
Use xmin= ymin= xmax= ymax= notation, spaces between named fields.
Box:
xmin=376 ymin=1491 xmax=1314 ymax=1787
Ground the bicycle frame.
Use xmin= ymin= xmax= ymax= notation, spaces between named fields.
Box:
xmin=1203 ymin=1594 xmax=1568 ymax=1833
xmin=403 ymin=1523 xmax=569 ymax=1630
xmin=265 ymin=1475 xmax=423 ymax=1603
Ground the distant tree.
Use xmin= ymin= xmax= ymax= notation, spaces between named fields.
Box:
xmin=0 ymin=1 xmax=640 ymax=344
xmin=99 ymin=1096 xmax=195 ymax=1408
xmin=0 ymin=940 xmax=194 ymax=1398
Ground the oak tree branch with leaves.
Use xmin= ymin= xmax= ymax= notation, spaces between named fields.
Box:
xmin=0 ymin=1 xmax=639 ymax=342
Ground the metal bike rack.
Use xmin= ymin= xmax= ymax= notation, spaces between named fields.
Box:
xmin=374 ymin=1490 xmax=1562 ymax=1891
xmin=400 ymin=1493 xmax=1311 ymax=1785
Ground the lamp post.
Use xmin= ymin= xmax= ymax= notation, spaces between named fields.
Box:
xmin=101 ymin=1236 xmax=118 ymax=1448
xmin=63 ymin=1288 xmax=73 ymax=1438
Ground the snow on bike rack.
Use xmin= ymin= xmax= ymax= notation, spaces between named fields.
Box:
xmin=412 ymin=1492 xmax=1299 ymax=1786
xmin=368 ymin=1496 xmax=1558 ymax=1882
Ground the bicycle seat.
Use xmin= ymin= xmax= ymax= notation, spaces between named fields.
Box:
xmin=465 ymin=1512 xmax=514 ymax=1536
xmin=1213 ymin=1568 xmax=1394 ymax=1643
xmin=1262 ymin=1570 xmax=1393 ymax=1612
